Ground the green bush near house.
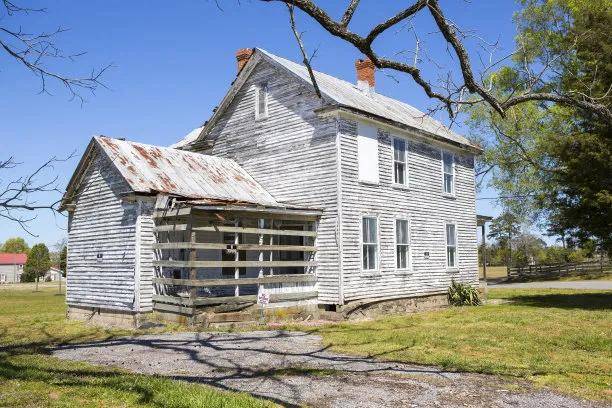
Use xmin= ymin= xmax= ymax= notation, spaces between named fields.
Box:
xmin=447 ymin=280 xmax=481 ymax=306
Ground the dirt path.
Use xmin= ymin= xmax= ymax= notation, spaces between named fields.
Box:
xmin=53 ymin=331 xmax=602 ymax=408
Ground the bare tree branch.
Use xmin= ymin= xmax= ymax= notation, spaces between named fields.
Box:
xmin=259 ymin=0 xmax=612 ymax=124
xmin=286 ymin=3 xmax=322 ymax=99
xmin=0 ymin=0 xmax=111 ymax=103
xmin=0 ymin=153 xmax=75 ymax=236
xmin=340 ymin=0 xmax=360 ymax=27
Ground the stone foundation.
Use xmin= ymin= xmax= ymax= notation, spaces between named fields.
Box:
xmin=340 ymin=293 xmax=449 ymax=320
xmin=67 ymin=305 xmax=142 ymax=329
xmin=68 ymin=295 xmax=447 ymax=329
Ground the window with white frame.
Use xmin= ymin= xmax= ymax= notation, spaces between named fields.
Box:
xmin=255 ymin=83 xmax=268 ymax=119
xmin=393 ymin=137 xmax=407 ymax=185
xmin=442 ymin=151 xmax=454 ymax=194
xmin=357 ymin=122 xmax=379 ymax=183
xmin=395 ymin=218 xmax=409 ymax=269
xmin=362 ymin=216 xmax=378 ymax=270
xmin=445 ymin=223 xmax=457 ymax=268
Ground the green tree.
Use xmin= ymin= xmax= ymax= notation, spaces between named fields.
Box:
xmin=468 ymin=0 xmax=611 ymax=255
xmin=59 ymin=246 xmax=67 ymax=277
xmin=22 ymin=244 xmax=51 ymax=290
xmin=1 ymin=237 xmax=29 ymax=253
xmin=488 ymin=211 xmax=522 ymax=267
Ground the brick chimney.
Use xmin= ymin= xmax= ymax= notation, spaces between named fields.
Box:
xmin=355 ymin=58 xmax=375 ymax=92
xmin=236 ymin=48 xmax=254 ymax=73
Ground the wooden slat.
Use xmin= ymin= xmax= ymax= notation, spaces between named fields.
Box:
xmin=155 ymin=223 xmax=317 ymax=237
xmin=152 ymin=302 xmax=194 ymax=315
xmin=154 ymin=260 xmax=317 ymax=268
xmin=198 ymin=209 xmax=320 ymax=221
xmin=153 ymin=208 xmax=192 ymax=219
xmin=153 ymin=273 xmax=316 ymax=287
xmin=152 ymin=242 xmax=318 ymax=252
xmin=269 ymin=291 xmax=318 ymax=303
xmin=152 ymin=295 xmax=191 ymax=306
xmin=153 ymin=294 xmax=258 ymax=306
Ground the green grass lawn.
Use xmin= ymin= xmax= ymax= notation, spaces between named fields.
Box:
xmin=2 ymin=284 xmax=611 ymax=404
xmin=0 ymin=286 xmax=275 ymax=408
xmin=479 ymin=265 xmax=508 ymax=279
xmin=306 ymin=288 xmax=612 ymax=401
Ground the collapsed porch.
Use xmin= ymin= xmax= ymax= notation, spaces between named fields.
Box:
xmin=151 ymin=200 xmax=321 ymax=322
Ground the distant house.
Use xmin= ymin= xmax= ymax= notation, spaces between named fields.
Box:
xmin=0 ymin=253 xmax=27 ymax=283
xmin=60 ymin=48 xmax=483 ymax=326
xmin=44 ymin=267 xmax=64 ymax=282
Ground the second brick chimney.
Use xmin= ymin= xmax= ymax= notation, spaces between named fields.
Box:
xmin=236 ymin=48 xmax=254 ymax=73
xmin=355 ymin=58 xmax=375 ymax=92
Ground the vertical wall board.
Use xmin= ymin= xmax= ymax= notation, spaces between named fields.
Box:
xmin=66 ymin=153 xmax=138 ymax=311
xmin=338 ymin=117 xmax=478 ymax=302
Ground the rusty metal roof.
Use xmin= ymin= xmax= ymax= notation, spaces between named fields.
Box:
xmin=93 ymin=136 xmax=279 ymax=206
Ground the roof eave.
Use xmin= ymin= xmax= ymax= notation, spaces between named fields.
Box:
xmin=59 ymin=137 xmax=98 ymax=212
xmin=315 ymin=104 xmax=484 ymax=155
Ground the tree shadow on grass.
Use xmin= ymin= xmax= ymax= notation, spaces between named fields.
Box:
xmin=505 ymin=292 xmax=612 ymax=310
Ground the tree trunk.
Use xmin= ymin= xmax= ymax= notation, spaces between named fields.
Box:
xmin=508 ymin=231 xmax=513 ymax=268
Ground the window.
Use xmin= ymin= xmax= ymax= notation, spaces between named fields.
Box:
xmin=357 ymin=122 xmax=379 ymax=183
xmin=277 ymin=225 xmax=306 ymax=275
xmin=393 ymin=138 xmax=407 ymax=185
xmin=446 ymin=223 xmax=457 ymax=268
xmin=362 ymin=216 xmax=378 ymax=270
xmin=255 ymin=83 xmax=268 ymax=119
xmin=395 ymin=219 xmax=410 ymax=269
xmin=222 ymin=232 xmax=246 ymax=277
xmin=442 ymin=151 xmax=454 ymax=194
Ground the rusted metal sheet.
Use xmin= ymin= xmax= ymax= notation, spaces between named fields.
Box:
xmin=95 ymin=136 xmax=279 ymax=206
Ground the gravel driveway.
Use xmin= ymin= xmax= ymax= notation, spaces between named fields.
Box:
xmin=490 ymin=279 xmax=612 ymax=290
xmin=52 ymin=331 xmax=603 ymax=408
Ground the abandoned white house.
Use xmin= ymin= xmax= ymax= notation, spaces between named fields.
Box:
xmin=60 ymin=48 xmax=482 ymax=326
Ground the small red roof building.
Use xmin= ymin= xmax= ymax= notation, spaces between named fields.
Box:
xmin=0 ymin=253 xmax=27 ymax=265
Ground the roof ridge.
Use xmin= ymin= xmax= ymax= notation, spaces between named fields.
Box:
xmin=255 ymin=48 xmax=479 ymax=152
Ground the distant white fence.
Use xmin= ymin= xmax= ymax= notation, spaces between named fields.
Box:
xmin=508 ymin=259 xmax=610 ymax=281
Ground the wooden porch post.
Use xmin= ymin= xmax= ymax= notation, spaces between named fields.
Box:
xmin=258 ymin=219 xmax=264 ymax=299
xmin=269 ymin=220 xmax=274 ymax=276
xmin=234 ymin=220 xmax=240 ymax=297
xmin=188 ymin=215 xmax=197 ymax=323
xmin=481 ymin=223 xmax=488 ymax=300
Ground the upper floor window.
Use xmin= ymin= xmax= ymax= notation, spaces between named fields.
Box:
xmin=445 ymin=223 xmax=457 ymax=268
xmin=362 ymin=216 xmax=379 ymax=270
xmin=442 ymin=151 xmax=454 ymax=194
xmin=357 ymin=122 xmax=379 ymax=184
xmin=255 ymin=83 xmax=268 ymax=120
xmin=393 ymin=138 xmax=407 ymax=185
xmin=395 ymin=218 xmax=410 ymax=269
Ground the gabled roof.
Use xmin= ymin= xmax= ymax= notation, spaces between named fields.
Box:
xmin=0 ymin=253 xmax=27 ymax=265
xmin=174 ymin=48 xmax=480 ymax=153
xmin=61 ymin=136 xmax=279 ymax=210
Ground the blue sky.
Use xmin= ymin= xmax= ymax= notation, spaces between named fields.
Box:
xmin=1 ymin=1 xmax=521 ymax=247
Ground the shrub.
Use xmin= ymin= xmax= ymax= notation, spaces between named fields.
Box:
xmin=20 ymin=270 xmax=37 ymax=283
xmin=447 ymin=280 xmax=481 ymax=306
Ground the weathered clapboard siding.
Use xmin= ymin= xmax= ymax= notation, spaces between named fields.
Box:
xmin=337 ymin=116 xmax=478 ymax=302
xmin=136 ymin=203 xmax=156 ymax=312
xmin=66 ymin=152 xmax=138 ymax=311
xmin=196 ymin=60 xmax=340 ymax=303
